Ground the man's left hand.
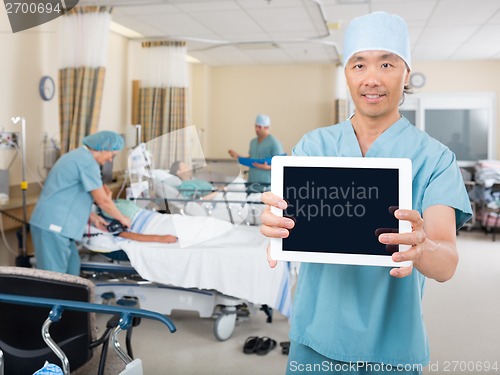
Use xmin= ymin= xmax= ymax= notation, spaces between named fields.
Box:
xmin=378 ymin=209 xmax=427 ymax=278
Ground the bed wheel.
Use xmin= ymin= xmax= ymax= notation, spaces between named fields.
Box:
xmin=213 ymin=307 xmax=237 ymax=341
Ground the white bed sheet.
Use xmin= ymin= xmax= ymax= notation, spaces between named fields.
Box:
xmin=85 ymin=213 xmax=292 ymax=318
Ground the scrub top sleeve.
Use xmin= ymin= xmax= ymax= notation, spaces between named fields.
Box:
xmin=79 ymin=161 xmax=103 ymax=192
xmin=273 ymin=139 xmax=284 ymax=155
xmin=292 ymin=136 xmax=314 ymax=157
xmin=421 ymin=151 xmax=472 ymax=229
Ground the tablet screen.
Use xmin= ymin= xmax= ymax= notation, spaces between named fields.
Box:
xmin=282 ymin=166 xmax=398 ymax=256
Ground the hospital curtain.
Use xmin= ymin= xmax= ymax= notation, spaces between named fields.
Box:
xmin=58 ymin=6 xmax=112 ymax=153
xmin=138 ymin=41 xmax=189 ymax=169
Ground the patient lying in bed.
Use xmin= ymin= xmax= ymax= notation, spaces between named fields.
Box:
xmin=85 ymin=199 xmax=235 ymax=251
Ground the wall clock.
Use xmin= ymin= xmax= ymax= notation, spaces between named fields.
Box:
xmin=410 ymin=72 xmax=426 ymax=89
xmin=39 ymin=76 xmax=55 ymax=101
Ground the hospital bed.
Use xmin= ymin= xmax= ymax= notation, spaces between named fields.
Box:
xmin=80 ymin=212 xmax=292 ymax=342
xmin=149 ymin=170 xmax=267 ymax=225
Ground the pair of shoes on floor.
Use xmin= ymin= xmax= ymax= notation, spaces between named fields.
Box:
xmin=243 ymin=336 xmax=277 ymax=355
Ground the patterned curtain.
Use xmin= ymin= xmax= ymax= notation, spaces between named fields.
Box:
xmin=138 ymin=41 xmax=189 ymax=169
xmin=58 ymin=6 xmax=112 ymax=153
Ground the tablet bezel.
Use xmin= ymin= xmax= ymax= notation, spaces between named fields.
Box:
xmin=270 ymin=156 xmax=412 ymax=268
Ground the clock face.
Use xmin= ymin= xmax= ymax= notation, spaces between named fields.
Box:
xmin=40 ymin=76 xmax=55 ymax=101
xmin=410 ymin=72 xmax=426 ymax=89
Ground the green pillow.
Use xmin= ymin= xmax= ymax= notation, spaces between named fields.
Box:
xmin=102 ymin=199 xmax=140 ymax=219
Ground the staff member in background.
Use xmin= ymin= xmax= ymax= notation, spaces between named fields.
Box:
xmin=260 ymin=12 xmax=472 ymax=374
xmin=30 ymin=131 xmax=132 ymax=276
xmin=228 ymin=114 xmax=284 ymax=192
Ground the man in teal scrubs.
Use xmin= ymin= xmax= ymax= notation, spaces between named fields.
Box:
xmin=260 ymin=12 xmax=472 ymax=374
xmin=30 ymin=131 xmax=132 ymax=275
xmin=228 ymin=114 xmax=284 ymax=192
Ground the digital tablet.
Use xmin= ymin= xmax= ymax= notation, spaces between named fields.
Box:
xmin=270 ymin=156 xmax=412 ymax=267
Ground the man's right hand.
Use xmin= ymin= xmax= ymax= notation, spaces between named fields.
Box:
xmin=260 ymin=192 xmax=295 ymax=268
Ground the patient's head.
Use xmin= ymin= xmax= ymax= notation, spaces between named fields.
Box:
xmin=170 ymin=161 xmax=192 ymax=181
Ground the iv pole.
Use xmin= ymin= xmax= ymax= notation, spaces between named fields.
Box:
xmin=11 ymin=116 xmax=28 ymax=266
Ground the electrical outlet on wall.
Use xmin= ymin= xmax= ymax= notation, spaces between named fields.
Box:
xmin=0 ymin=132 xmax=19 ymax=149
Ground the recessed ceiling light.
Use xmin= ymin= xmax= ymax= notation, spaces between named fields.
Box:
xmin=109 ymin=21 xmax=143 ymax=38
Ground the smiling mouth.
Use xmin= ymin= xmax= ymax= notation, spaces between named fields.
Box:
xmin=363 ymin=94 xmax=384 ymax=99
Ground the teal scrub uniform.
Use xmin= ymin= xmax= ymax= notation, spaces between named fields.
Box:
xmin=248 ymin=134 xmax=284 ymax=188
xmin=287 ymin=117 xmax=472 ymax=374
xmin=178 ymin=179 xmax=214 ymax=199
xmin=30 ymin=146 xmax=103 ymax=275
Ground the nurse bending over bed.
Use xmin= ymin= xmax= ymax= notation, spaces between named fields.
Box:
xmin=30 ymin=131 xmax=132 ymax=276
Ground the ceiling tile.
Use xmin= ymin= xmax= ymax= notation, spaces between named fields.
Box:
xmin=489 ymin=9 xmax=500 ymax=24
xmin=412 ymin=43 xmax=461 ymax=61
xmin=284 ymin=44 xmax=333 ymax=60
xmin=242 ymin=48 xmax=294 ymax=64
xmin=371 ymin=0 xmax=436 ymax=2
xmin=209 ymin=46 xmax=261 ymax=64
xmin=468 ymin=24 xmax=500 ymax=44
xmin=115 ymin=4 xmax=178 ymax=15
xmin=189 ymin=10 xmax=262 ymax=34
xmin=418 ymin=26 xmax=479 ymax=45
xmin=428 ymin=0 xmax=500 ymax=26
xmin=218 ymin=32 xmax=271 ymax=41
xmin=370 ymin=1 xmax=435 ymax=22
xmin=266 ymin=30 xmax=326 ymax=38
xmin=321 ymin=4 xmax=372 ymax=25
xmin=452 ymin=43 xmax=500 ymax=60
xmin=112 ymin=14 xmax=163 ymax=36
xmin=174 ymin=1 xmax=242 ymax=12
xmin=144 ymin=13 xmax=215 ymax=36
xmin=237 ymin=0 xmax=307 ymax=9
xmin=246 ymin=7 xmax=318 ymax=33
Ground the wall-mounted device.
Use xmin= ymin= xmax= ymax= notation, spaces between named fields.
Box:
xmin=0 ymin=132 xmax=19 ymax=149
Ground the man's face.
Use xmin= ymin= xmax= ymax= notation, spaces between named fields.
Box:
xmin=345 ymin=50 xmax=409 ymax=122
xmin=255 ymin=125 xmax=269 ymax=137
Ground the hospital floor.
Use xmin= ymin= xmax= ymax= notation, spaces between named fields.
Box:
xmin=0 ymin=229 xmax=499 ymax=375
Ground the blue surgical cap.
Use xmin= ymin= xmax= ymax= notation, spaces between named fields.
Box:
xmin=82 ymin=131 xmax=124 ymax=151
xmin=255 ymin=114 xmax=271 ymax=127
xmin=343 ymin=11 xmax=411 ymax=70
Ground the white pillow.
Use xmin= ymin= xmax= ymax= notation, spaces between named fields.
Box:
xmin=151 ymin=169 xmax=182 ymax=187
xmin=83 ymin=226 xmax=122 ymax=252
